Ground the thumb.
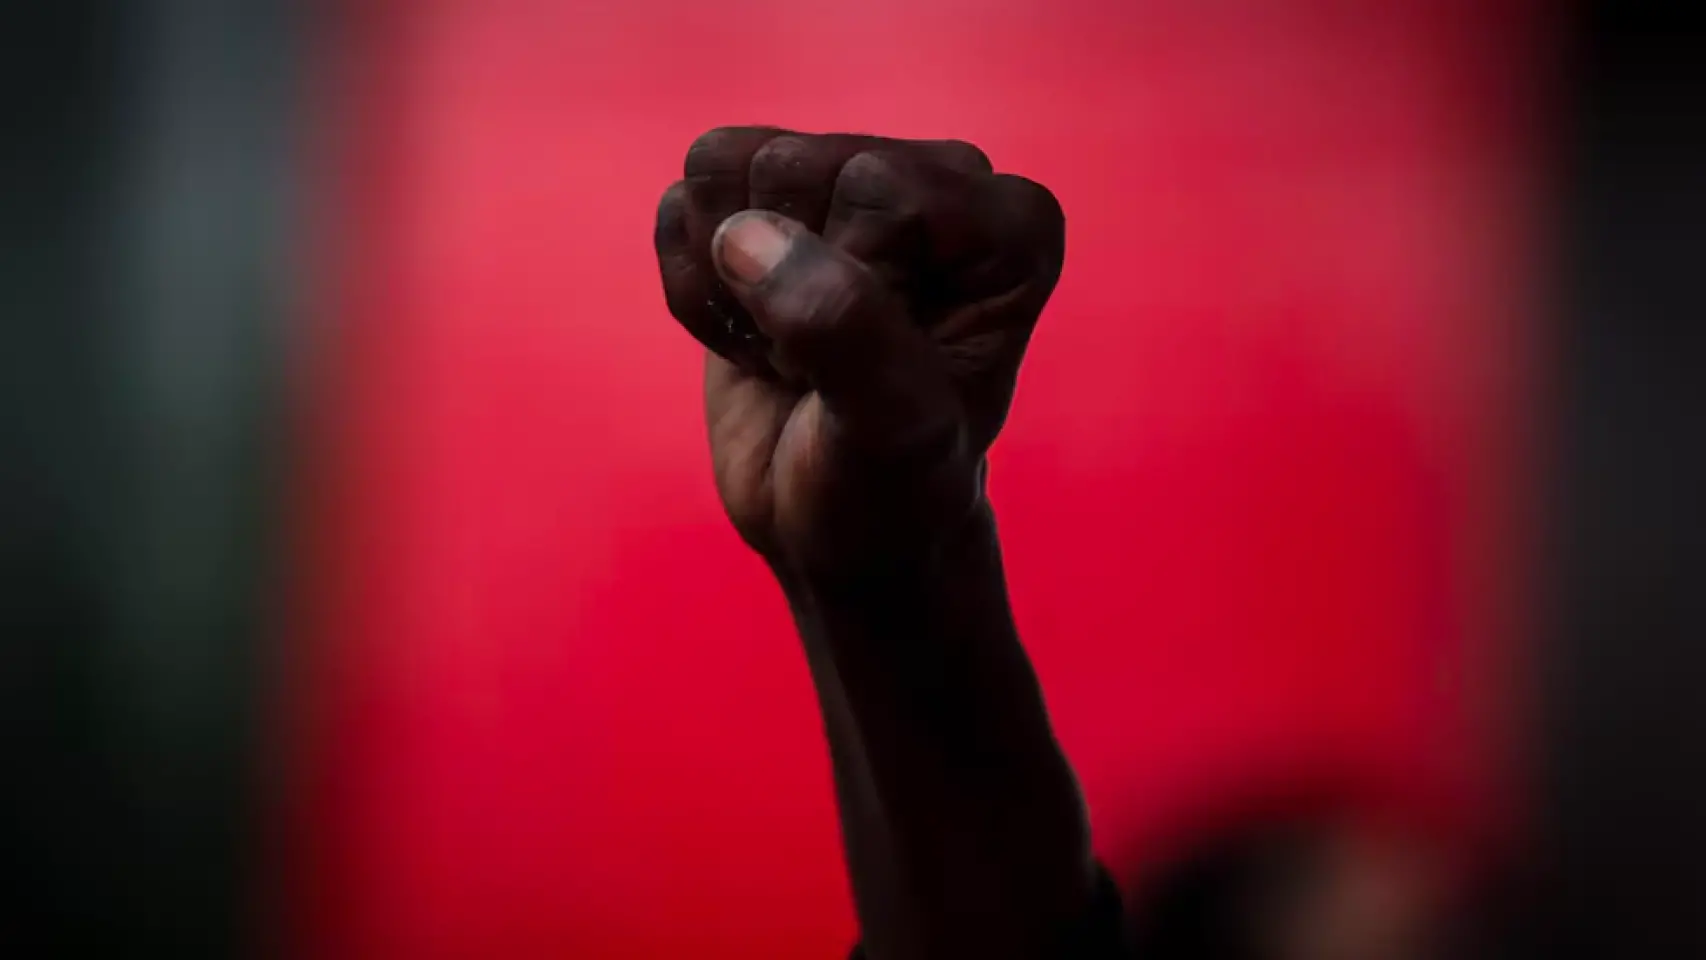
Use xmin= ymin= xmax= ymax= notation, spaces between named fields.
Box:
xmin=712 ymin=210 xmax=962 ymax=456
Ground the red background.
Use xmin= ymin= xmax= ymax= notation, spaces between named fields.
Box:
xmin=299 ymin=2 xmax=1540 ymax=956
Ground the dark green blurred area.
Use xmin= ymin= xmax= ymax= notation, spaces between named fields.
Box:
xmin=2 ymin=2 xmax=294 ymax=953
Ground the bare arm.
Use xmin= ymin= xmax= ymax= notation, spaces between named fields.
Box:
xmin=779 ymin=501 xmax=1095 ymax=960
xmin=654 ymin=127 xmax=1113 ymax=959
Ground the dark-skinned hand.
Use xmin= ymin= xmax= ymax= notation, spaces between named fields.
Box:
xmin=654 ymin=128 xmax=1065 ymax=579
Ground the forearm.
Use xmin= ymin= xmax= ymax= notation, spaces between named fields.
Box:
xmin=776 ymin=498 xmax=1094 ymax=960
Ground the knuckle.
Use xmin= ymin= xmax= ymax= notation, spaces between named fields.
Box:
xmin=994 ymin=174 xmax=1066 ymax=260
xmin=653 ymin=181 xmax=691 ymax=249
xmin=833 ymin=151 xmax=911 ymax=212
xmin=684 ymin=126 xmax=777 ymax=179
xmin=1000 ymin=175 xmax=1064 ymax=230
xmin=925 ymin=139 xmax=993 ymax=174
xmin=748 ymin=135 xmax=819 ymax=190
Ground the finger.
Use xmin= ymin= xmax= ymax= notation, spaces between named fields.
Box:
xmin=916 ymin=138 xmax=994 ymax=175
xmin=823 ymin=152 xmax=1063 ymax=306
xmin=711 ymin=210 xmax=963 ymax=456
xmin=684 ymin=126 xmax=789 ymax=247
xmin=748 ymin=135 xmax=992 ymax=234
xmin=955 ymin=173 xmax=1067 ymax=306
xmin=665 ymin=130 xmax=994 ymax=370
xmin=820 ymin=150 xmax=995 ymax=295
xmin=681 ymin=127 xmax=791 ymax=348
xmin=818 ymin=158 xmax=1065 ymax=455
xmin=655 ymin=180 xmax=766 ymax=366
xmin=925 ymin=175 xmax=1066 ymax=449
xmin=747 ymin=134 xmax=876 ymax=233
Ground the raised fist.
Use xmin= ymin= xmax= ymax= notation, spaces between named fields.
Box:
xmin=654 ymin=128 xmax=1065 ymax=578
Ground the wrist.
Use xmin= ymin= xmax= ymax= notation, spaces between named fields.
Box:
xmin=770 ymin=492 xmax=998 ymax=612
xmin=770 ymin=497 xmax=1030 ymax=729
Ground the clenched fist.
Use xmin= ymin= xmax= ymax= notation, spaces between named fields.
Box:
xmin=655 ymin=128 xmax=1065 ymax=578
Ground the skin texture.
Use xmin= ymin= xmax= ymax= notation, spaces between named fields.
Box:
xmin=655 ymin=128 xmax=1093 ymax=960
xmin=654 ymin=127 xmax=1461 ymax=960
xmin=654 ymin=127 xmax=1065 ymax=578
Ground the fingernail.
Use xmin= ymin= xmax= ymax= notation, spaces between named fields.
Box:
xmin=715 ymin=213 xmax=790 ymax=285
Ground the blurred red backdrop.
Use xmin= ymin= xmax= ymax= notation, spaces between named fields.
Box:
xmin=296 ymin=1 xmax=1541 ymax=956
